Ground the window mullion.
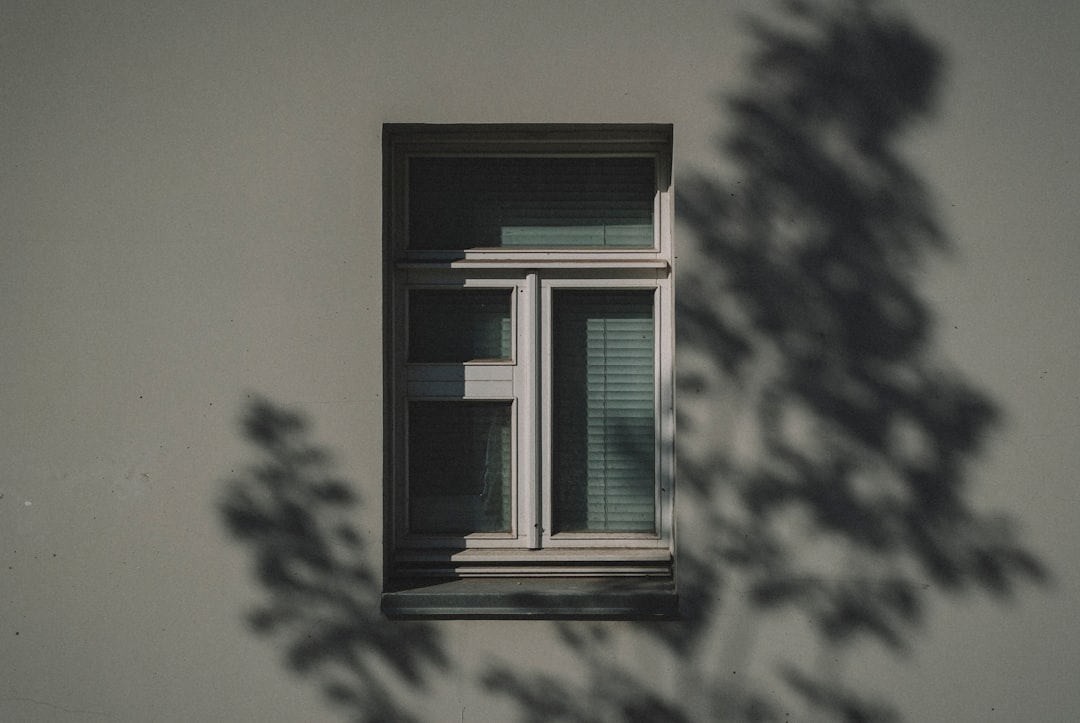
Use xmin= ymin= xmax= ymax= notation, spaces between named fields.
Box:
xmin=522 ymin=272 xmax=542 ymax=549
xmin=539 ymin=277 xmax=554 ymax=547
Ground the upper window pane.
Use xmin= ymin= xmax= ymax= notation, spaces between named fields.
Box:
xmin=408 ymin=289 xmax=512 ymax=363
xmin=407 ymin=156 xmax=655 ymax=249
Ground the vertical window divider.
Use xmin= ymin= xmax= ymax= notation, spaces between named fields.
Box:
xmin=538 ymin=274 xmax=554 ymax=549
xmin=524 ymin=272 xmax=542 ymax=549
xmin=653 ymin=286 xmax=664 ymax=532
xmin=656 ymin=271 xmax=675 ymax=542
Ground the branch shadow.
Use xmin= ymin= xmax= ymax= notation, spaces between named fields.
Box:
xmin=219 ymin=396 xmax=447 ymax=723
xmin=217 ymin=2 xmax=1049 ymax=721
xmin=487 ymin=0 xmax=1048 ymax=720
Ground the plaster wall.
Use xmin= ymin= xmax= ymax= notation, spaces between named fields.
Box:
xmin=2 ymin=2 xmax=1078 ymax=721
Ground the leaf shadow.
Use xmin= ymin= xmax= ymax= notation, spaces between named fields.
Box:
xmin=486 ymin=0 xmax=1049 ymax=720
xmin=218 ymin=3 xmax=1050 ymax=721
xmin=220 ymin=396 xmax=447 ymax=723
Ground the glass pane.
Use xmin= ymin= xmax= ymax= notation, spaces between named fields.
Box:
xmin=408 ymin=401 xmax=512 ymax=534
xmin=552 ymin=291 xmax=656 ymax=533
xmin=408 ymin=156 xmax=655 ymax=249
xmin=409 ymin=289 xmax=512 ymax=362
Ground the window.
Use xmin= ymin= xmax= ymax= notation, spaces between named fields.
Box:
xmin=382 ymin=125 xmax=676 ymax=618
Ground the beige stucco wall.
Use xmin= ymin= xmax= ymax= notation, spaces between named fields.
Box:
xmin=3 ymin=2 xmax=1078 ymax=721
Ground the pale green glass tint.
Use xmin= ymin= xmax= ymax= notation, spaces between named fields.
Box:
xmin=408 ymin=156 xmax=655 ymax=249
xmin=552 ymin=291 xmax=655 ymax=533
xmin=408 ymin=401 xmax=512 ymax=534
xmin=408 ymin=289 xmax=512 ymax=363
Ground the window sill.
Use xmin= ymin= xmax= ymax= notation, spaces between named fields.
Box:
xmin=381 ymin=576 xmax=679 ymax=620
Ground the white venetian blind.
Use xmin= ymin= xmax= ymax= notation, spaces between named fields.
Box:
xmin=552 ymin=290 xmax=656 ymax=533
xmin=408 ymin=156 xmax=655 ymax=249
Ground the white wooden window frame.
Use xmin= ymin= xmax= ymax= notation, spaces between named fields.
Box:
xmin=384 ymin=124 xmax=674 ymax=579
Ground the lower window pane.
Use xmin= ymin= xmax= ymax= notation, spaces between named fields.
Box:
xmin=408 ymin=401 xmax=512 ymax=534
xmin=553 ymin=290 xmax=656 ymax=533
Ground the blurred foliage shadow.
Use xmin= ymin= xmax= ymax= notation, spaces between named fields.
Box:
xmin=487 ymin=0 xmax=1048 ymax=720
xmin=220 ymin=2 xmax=1048 ymax=721
xmin=220 ymin=397 xmax=447 ymax=723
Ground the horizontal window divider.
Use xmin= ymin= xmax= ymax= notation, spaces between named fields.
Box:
xmin=452 ymin=260 xmax=668 ymax=271
xmin=406 ymin=364 xmax=516 ymax=381
xmin=397 ymin=258 xmax=669 ymax=271
xmin=406 ymin=381 xmax=515 ymax=397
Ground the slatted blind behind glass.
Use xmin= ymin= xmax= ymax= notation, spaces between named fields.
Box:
xmin=552 ymin=291 xmax=656 ymax=533
xmin=408 ymin=156 xmax=655 ymax=249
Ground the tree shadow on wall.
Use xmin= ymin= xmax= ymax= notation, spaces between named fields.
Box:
xmin=220 ymin=397 xmax=447 ymax=723
xmin=220 ymin=2 xmax=1048 ymax=722
xmin=488 ymin=0 xmax=1048 ymax=720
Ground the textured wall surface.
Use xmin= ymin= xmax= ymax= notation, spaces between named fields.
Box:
xmin=2 ymin=2 xmax=1077 ymax=721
